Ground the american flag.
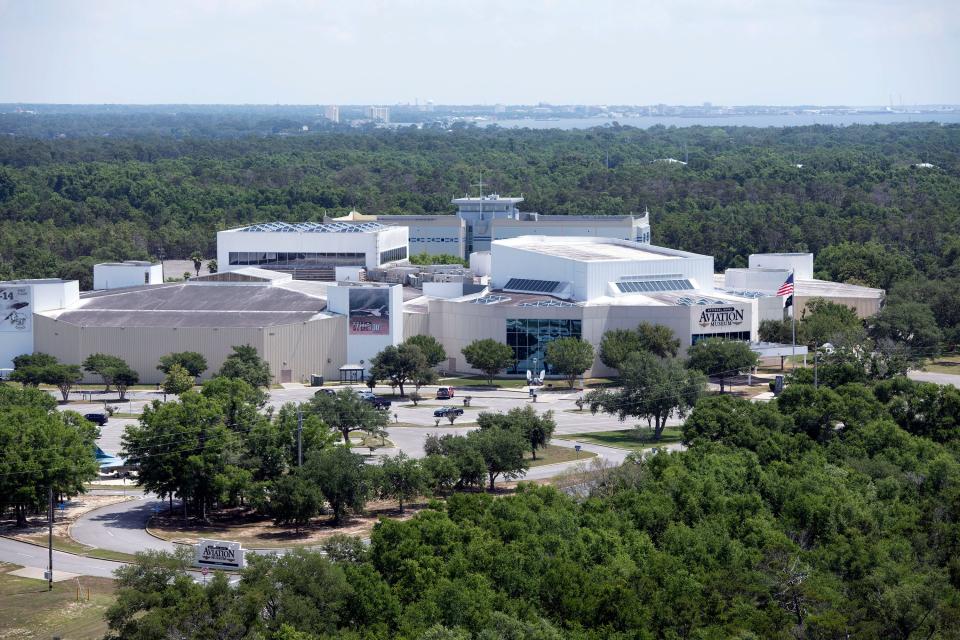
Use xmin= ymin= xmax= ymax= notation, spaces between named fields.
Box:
xmin=776 ymin=272 xmax=794 ymax=297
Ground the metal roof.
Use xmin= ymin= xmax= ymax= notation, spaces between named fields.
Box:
xmin=234 ymin=221 xmax=388 ymax=233
xmin=52 ymin=283 xmax=328 ymax=328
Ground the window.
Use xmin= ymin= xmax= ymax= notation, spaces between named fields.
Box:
xmin=379 ymin=246 xmax=408 ymax=264
xmin=691 ymin=331 xmax=751 ymax=345
xmin=505 ymin=318 xmax=582 ymax=375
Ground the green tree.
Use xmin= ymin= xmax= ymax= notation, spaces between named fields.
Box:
xmin=598 ymin=328 xmax=643 ymax=371
xmin=478 ymin=405 xmax=556 ymax=460
xmin=43 ymin=363 xmax=83 ymax=402
xmin=462 ymin=338 xmax=515 ymax=385
xmin=370 ymin=343 xmax=429 ymax=397
xmin=815 ymin=241 xmax=916 ymax=290
xmin=589 ymin=352 xmax=705 ymax=440
xmin=157 ymin=351 xmax=208 ymax=378
xmin=162 ymin=363 xmax=194 ymax=396
xmin=378 ymin=452 xmax=427 ymax=513
xmin=468 ymin=427 xmax=528 ymax=490
xmin=869 ymin=301 xmax=942 ymax=357
xmin=10 ymin=352 xmax=59 ymax=387
xmin=406 ymin=334 xmax=447 ymax=368
xmin=686 ymin=339 xmax=758 ymax=393
xmin=309 ymin=389 xmax=388 ymax=444
xmin=304 ymin=446 xmax=372 ymax=525
xmin=0 ymin=386 xmax=99 ymax=526
xmin=801 ymin=298 xmax=865 ymax=349
xmin=269 ymin=473 xmax=322 ymax=532
xmin=82 ymin=353 xmax=126 ymax=391
xmin=110 ymin=363 xmax=140 ymax=401
xmin=123 ymin=391 xmax=231 ymax=520
xmin=218 ymin=344 xmax=272 ymax=388
xmin=545 ymin=337 xmax=594 ymax=388
xmin=635 ymin=322 xmax=681 ymax=358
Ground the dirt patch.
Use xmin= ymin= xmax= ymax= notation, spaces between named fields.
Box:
xmin=147 ymin=498 xmax=428 ymax=548
xmin=0 ymin=494 xmax=136 ymax=543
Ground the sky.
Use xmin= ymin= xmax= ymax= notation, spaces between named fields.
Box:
xmin=1 ymin=0 xmax=958 ymax=105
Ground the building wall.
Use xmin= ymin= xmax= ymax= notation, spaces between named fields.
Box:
xmin=403 ymin=311 xmax=429 ymax=340
xmin=262 ymin=315 xmax=346 ymax=384
xmin=93 ymin=264 xmax=162 ymax=290
xmin=33 ymin=314 xmax=346 ymax=386
xmin=490 ymin=241 xmax=714 ymax=302
xmin=376 ymin=216 xmax=465 ymax=259
xmin=749 ymin=253 xmax=814 ymax=279
xmin=33 ymin=315 xmax=268 ymax=385
xmin=217 ymin=226 xmax=408 ymax=271
xmin=491 ymin=219 xmax=636 ymax=244
xmin=795 ymin=294 xmax=882 ymax=320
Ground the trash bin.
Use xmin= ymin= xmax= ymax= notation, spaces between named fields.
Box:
xmin=310 ymin=374 xmax=324 ymax=387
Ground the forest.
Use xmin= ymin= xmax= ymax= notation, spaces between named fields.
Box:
xmin=104 ymin=376 xmax=960 ymax=639
xmin=3 ymin=118 xmax=958 ymax=342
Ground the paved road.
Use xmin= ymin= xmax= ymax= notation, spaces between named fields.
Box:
xmin=909 ymin=370 xmax=960 ymax=389
xmin=0 ymin=535 xmax=123 ymax=578
xmin=38 ymin=381 xmax=684 ymax=573
xmin=71 ymin=495 xmax=177 ymax=555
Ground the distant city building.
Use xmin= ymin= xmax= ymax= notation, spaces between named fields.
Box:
xmin=323 ymin=105 xmax=339 ymax=123
xmin=366 ymin=106 xmax=390 ymax=123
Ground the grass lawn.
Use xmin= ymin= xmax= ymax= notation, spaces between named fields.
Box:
xmin=0 ymin=563 xmax=116 ymax=640
xmin=351 ymin=433 xmax=395 ymax=449
xmin=557 ymin=427 xmax=684 ymax=451
xmin=924 ymin=355 xmax=960 ymax=375
xmin=109 ymin=412 xmax=141 ymax=419
xmin=20 ymin=533 xmax=137 ymax=563
xmin=527 ymin=444 xmax=597 ymax=468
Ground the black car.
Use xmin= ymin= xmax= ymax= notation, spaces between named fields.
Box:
xmin=84 ymin=412 xmax=108 ymax=426
xmin=433 ymin=407 xmax=464 ymax=418
xmin=366 ymin=396 xmax=392 ymax=410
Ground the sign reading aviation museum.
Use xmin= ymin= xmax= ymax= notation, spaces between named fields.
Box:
xmin=348 ymin=288 xmax=390 ymax=335
xmin=195 ymin=539 xmax=245 ymax=570
xmin=0 ymin=287 xmax=31 ymax=333
xmin=698 ymin=306 xmax=745 ymax=329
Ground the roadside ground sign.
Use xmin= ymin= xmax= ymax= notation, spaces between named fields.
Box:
xmin=194 ymin=539 xmax=245 ymax=570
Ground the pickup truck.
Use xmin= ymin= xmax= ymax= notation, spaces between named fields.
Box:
xmin=84 ymin=412 xmax=108 ymax=426
xmin=433 ymin=407 xmax=464 ymax=418
xmin=357 ymin=391 xmax=392 ymax=410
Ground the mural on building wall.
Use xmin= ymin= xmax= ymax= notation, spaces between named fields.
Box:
xmin=348 ymin=288 xmax=390 ymax=335
xmin=0 ymin=287 xmax=31 ymax=332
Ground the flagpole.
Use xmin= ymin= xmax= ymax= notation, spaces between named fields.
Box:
xmin=790 ymin=269 xmax=796 ymax=368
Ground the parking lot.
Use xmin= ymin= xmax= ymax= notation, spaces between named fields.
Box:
xmin=58 ymin=381 xmax=664 ymax=464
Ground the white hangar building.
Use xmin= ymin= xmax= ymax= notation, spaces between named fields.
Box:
xmin=217 ymin=221 xmax=409 ymax=280
xmin=425 ymin=236 xmax=759 ymax=378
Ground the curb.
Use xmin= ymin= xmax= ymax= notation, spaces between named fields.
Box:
xmin=0 ymin=532 xmax=129 ymax=566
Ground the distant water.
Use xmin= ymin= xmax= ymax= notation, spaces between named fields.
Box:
xmin=479 ymin=113 xmax=960 ymax=130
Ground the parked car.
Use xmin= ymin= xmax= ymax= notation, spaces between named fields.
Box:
xmin=436 ymin=386 xmax=455 ymax=400
xmin=433 ymin=407 xmax=464 ymax=418
xmin=314 ymin=388 xmax=337 ymax=397
xmin=366 ymin=396 xmax=392 ymax=410
xmin=84 ymin=412 xmax=108 ymax=426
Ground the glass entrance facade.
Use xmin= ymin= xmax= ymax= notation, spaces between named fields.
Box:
xmin=506 ymin=318 xmax=582 ymax=375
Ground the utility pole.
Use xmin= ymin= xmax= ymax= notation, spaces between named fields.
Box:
xmin=296 ymin=405 xmax=303 ymax=467
xmin=47 ymin=485 xmax=53 ymax=591
xmin=813 ymin=345 xmax=819 ymax=389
